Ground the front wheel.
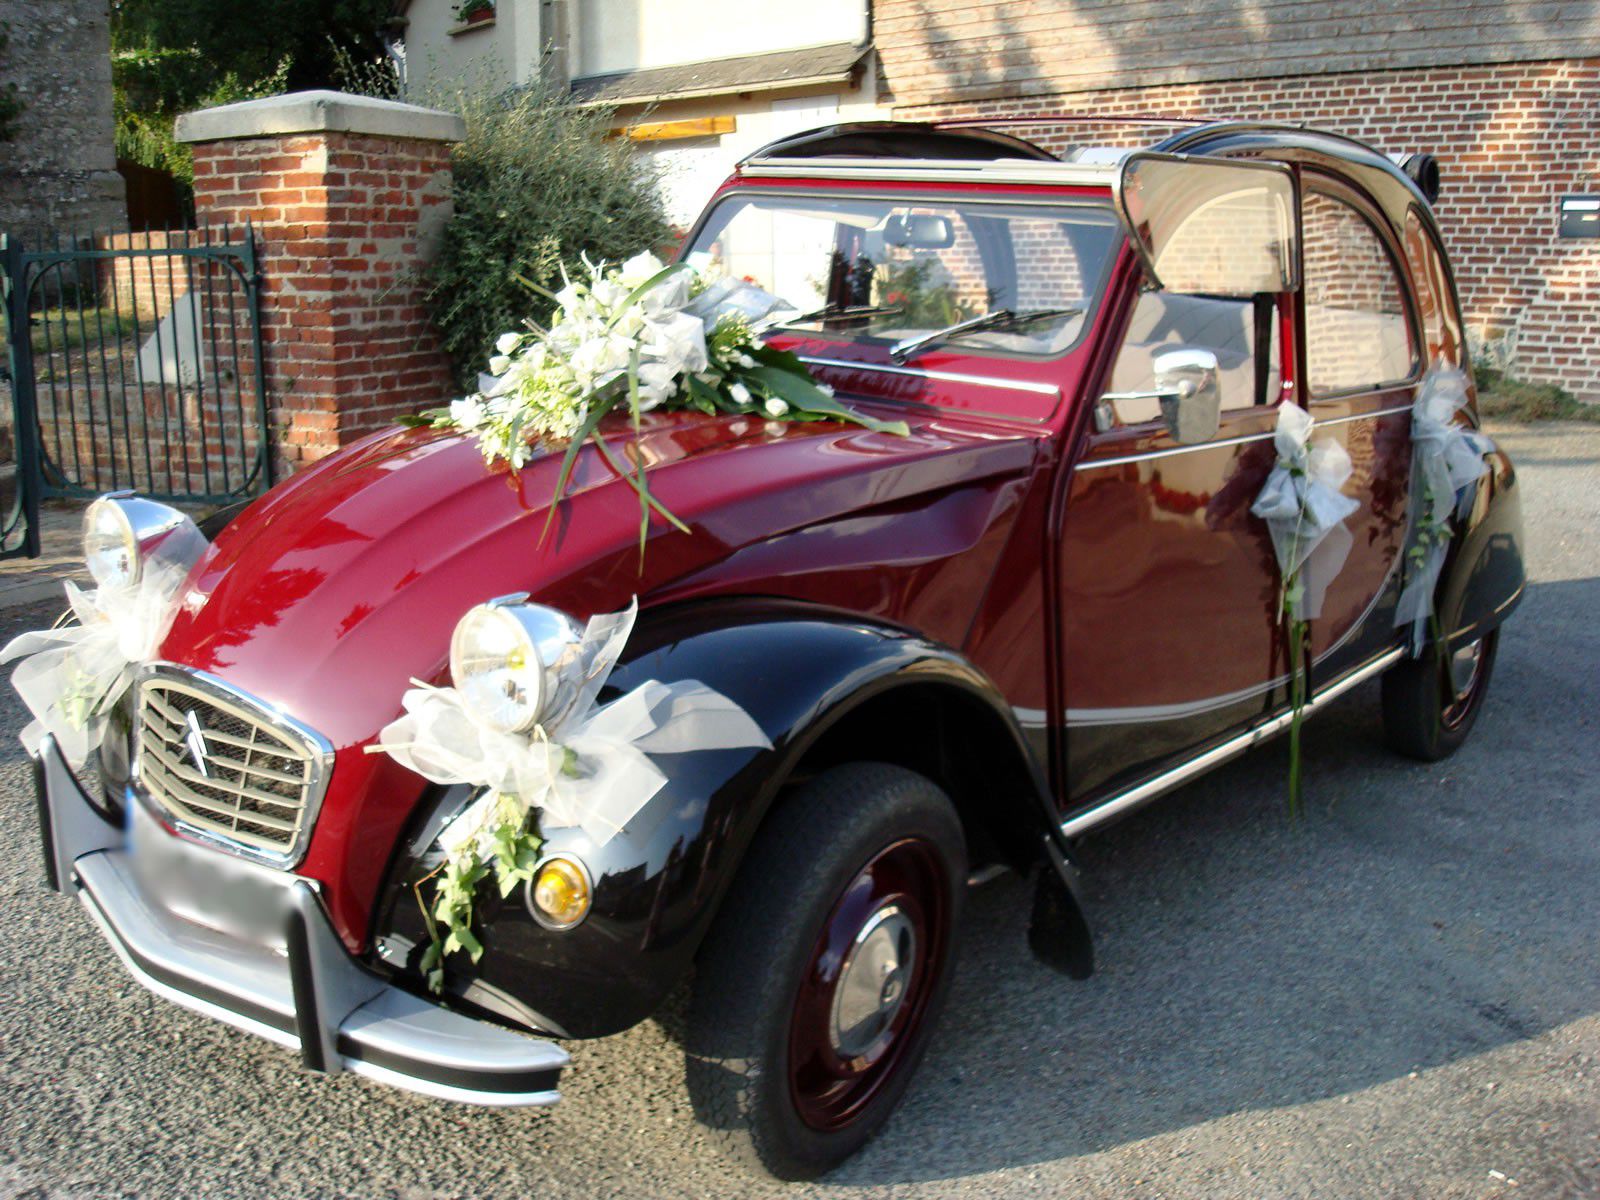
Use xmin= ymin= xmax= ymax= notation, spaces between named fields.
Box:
xmin=1381 ymin=628 xmax=1500 ymax=761
xmin=686 ymin=763 xmax=966 ymax=1179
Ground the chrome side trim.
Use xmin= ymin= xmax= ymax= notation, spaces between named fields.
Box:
xmin=1059 ymin=646 xmax=1406 ymax=838
xmin=797 ymin=355 xmax=1062 ymax=398
xmin=1074 ymin=403 xmax=1414 ymax=471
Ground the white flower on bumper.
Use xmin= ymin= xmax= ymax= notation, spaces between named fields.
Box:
xmin=764 ymin=397 xmax=789 ymax=418
xmin=728 ymin=382 xmax=751 ymax=406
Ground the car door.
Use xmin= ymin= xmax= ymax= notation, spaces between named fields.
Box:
xmin=1057 ymin=280 xmax=1292 ymax=805
xmin=1294 ymin=179 xmax=1419 ymax=677
xmin=1054 ymin=169 xmax=1422 ymax=813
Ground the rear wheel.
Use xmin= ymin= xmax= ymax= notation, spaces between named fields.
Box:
xmin=1381 ymin=629 xmax=1500 ymax=761
xmin=686 ymin=763 xmax=966 ymax=1179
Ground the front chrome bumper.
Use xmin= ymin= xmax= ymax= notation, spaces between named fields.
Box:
xmin=34 ymin=736 xmax=569 ymax=1106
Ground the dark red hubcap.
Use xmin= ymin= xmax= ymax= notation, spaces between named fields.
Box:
xmin=788 ymin=837 xmax=950 ymax=1132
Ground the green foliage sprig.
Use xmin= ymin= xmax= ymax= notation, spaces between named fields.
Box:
xmin=415 ymin=792 xmax=542 ymax=993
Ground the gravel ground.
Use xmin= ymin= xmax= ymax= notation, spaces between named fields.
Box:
xmin=0 ymin=420 xmax=1596 ymax=1199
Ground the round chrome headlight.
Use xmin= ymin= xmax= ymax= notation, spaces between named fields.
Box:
xmin=83 ymin=494 xmax=188 ymax=591
xmin=449 ymin=599 xmax=584 ymax=734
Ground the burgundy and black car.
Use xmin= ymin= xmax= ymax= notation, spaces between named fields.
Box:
xmin=23 ymin=121 xmax=1524 ymax=1178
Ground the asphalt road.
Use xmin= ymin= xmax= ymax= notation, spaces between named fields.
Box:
xmin=1 ymin=421 xmax=1597 ymax=1199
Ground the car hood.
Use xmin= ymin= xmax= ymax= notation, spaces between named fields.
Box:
xmin=161 ymin=409 xmax=1037 ymax=750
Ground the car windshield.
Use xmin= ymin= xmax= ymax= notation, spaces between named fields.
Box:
xmin=684 ymin=192 xmax=1122 ymax=358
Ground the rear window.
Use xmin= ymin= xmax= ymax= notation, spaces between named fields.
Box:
xmin=684 ymin=191 xmax=1122 ymax=358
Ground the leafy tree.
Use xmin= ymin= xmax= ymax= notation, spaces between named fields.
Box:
xmin=110 ymin=0 xmax=394 ymax=181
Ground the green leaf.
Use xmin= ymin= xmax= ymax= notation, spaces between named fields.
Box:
xmin=539 ymin=397 xmax=616 ymax=544
xmin=744 ymin=365 xmax=911 ymax=437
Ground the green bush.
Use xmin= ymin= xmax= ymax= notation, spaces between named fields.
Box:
xmin=424 ymin=83 xmax=672 ymax=386
xmin=1474 ymin=365 xmax=1600 ymax=423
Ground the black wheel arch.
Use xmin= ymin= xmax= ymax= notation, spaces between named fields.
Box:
xmin=368 ymin=598 xmax=1064 ymax=1040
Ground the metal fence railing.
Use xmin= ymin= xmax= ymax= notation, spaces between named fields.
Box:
xmin=1 ymin=224 xmax=272 ymax=558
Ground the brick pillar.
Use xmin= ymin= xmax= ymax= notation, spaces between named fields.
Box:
xmin=174 ymin=91 xmax=465 ymax=474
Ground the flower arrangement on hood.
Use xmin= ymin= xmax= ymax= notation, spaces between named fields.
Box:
xmin=407 ymin=251 xmax=910 ymax=554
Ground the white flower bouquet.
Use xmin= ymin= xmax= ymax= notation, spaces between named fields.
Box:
xmin=407 ymin=251 xmax=909 ymax=552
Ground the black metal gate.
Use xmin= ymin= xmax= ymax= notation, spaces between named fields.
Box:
xmin=0 ymin=225 xmax=272 ymax=559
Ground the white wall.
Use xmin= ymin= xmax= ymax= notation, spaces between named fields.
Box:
xmin=575 ymin=0 xmax=868 ymax=77
xmin=638 ymin=83 xmax=886 ymax=229
xmin=403 ymin=0 xmax=543 ymax=95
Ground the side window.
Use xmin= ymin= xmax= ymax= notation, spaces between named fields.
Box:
xmin=1104 ymin=287 xmax=1280 ymax=426
xmin=1302 ymin=192 xmax=1416 ymax=396
xmin=1403 ymin=210 xmax=1463 ymax=368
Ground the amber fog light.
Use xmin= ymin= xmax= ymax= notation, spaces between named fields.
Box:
xmin=528 ymin=856 xmax=592 ymax=930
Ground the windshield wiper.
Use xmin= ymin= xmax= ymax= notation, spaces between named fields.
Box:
xmin=786 ymin=303 xmax=907 ymax=323
xmin=889 ymin=307 xmax=1084 ymax=361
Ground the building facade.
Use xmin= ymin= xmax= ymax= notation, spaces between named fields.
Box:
xmin=397 ymin=0 xmax=1600 ymax=399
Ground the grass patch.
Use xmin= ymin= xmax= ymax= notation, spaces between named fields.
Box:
xmin=1 ymin=306 xmax=138 ymax=359
xmin=1475 ymin=366 xmax=1600 ymax=423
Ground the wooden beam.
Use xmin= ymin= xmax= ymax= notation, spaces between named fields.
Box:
xmin=611 ymin=115 xmax=736 ymax=143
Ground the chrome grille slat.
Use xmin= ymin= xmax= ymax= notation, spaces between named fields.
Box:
xmin=135 ymin=670 xmax=332 ymax=865
xmin=138 ymin=710 xmax=306 ymax=784
xmin=138 ymin=734 xmax=308 ymax=813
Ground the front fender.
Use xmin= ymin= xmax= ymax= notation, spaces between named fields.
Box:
xmin=369 ymin=601 xmax=1049 ymax=1039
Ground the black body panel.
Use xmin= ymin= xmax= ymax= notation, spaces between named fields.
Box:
xmin=370 ymin=602 xmax=1058 ymax=1040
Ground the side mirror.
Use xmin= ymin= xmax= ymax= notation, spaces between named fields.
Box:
xmin=1096 ymin=346 xmax=1221 ymax=444
xmin=883 ymin=213 xmax=956 ymax=249
xmin=1154 ymin=348 xmax=1221 ymax=444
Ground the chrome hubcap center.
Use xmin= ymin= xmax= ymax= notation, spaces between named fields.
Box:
xmin=1448 ymin=637 xmax=1485 ymax=697
xmin=830 ymin=904 xmax=916 ymax=1061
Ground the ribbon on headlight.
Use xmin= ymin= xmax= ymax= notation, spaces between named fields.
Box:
xmin=1393 ymin=364 xmax=1493 ymax=655
xmin=373 ymin=599 xmax=771 ymax=850
xmin=1250 ymin=402 xmax=1360 ymax=620
xmin=1 ymin=518 xmax=208 ymax=768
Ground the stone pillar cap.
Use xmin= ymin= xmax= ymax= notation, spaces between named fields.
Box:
xmin=175 ymin=90 xmax=465 ymax=145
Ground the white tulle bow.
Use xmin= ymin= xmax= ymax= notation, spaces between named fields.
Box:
xmin=374 ymin=599 xmax=770 ymax=850
xmin=1250 ymin=402 xmax=1361 ymax=620
xmin=1 ymin=519 xmax=208 ymax=767
xmin=1394 ymin=365 xmax=1493 ymax=654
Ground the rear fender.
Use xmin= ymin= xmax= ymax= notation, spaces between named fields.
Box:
xmin=370 ymin=600 xmax=1065 ymax=1039
xmin=1440 ymin=436 xmax=1525 ymax=649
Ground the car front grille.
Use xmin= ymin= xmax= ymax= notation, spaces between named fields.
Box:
xmin=136 ymin=672 xmax=330 ymax=864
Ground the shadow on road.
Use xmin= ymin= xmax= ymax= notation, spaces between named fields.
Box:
xmin=832 ymin=573 xmax=1600 ymax=1184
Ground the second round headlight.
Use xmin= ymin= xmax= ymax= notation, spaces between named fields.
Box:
xmin=448 ymin=600 xmax=583 ymax=733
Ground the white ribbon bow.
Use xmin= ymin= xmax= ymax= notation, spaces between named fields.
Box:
xmin=1250 ymin=402 xmax=1361 ymax=620
xmin=374 ymin=599 xmax=770 ymax=850
xmin=1394 ymin=365 xmax=1493 ymax=654
xmin=1 ymin=519 xmax=208 ymax=768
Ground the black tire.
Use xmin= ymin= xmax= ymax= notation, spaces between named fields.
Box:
xmin=1381 ymin=628 xmax=1500 ymax=761
xmin=686 ymin=763 xmax=966 ymax=1179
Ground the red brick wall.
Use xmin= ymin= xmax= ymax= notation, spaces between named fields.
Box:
xmin=189 ymin=131 xmax=456 ymax=472
xmin=899 ymin=59 xmax=1600 ymax=401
